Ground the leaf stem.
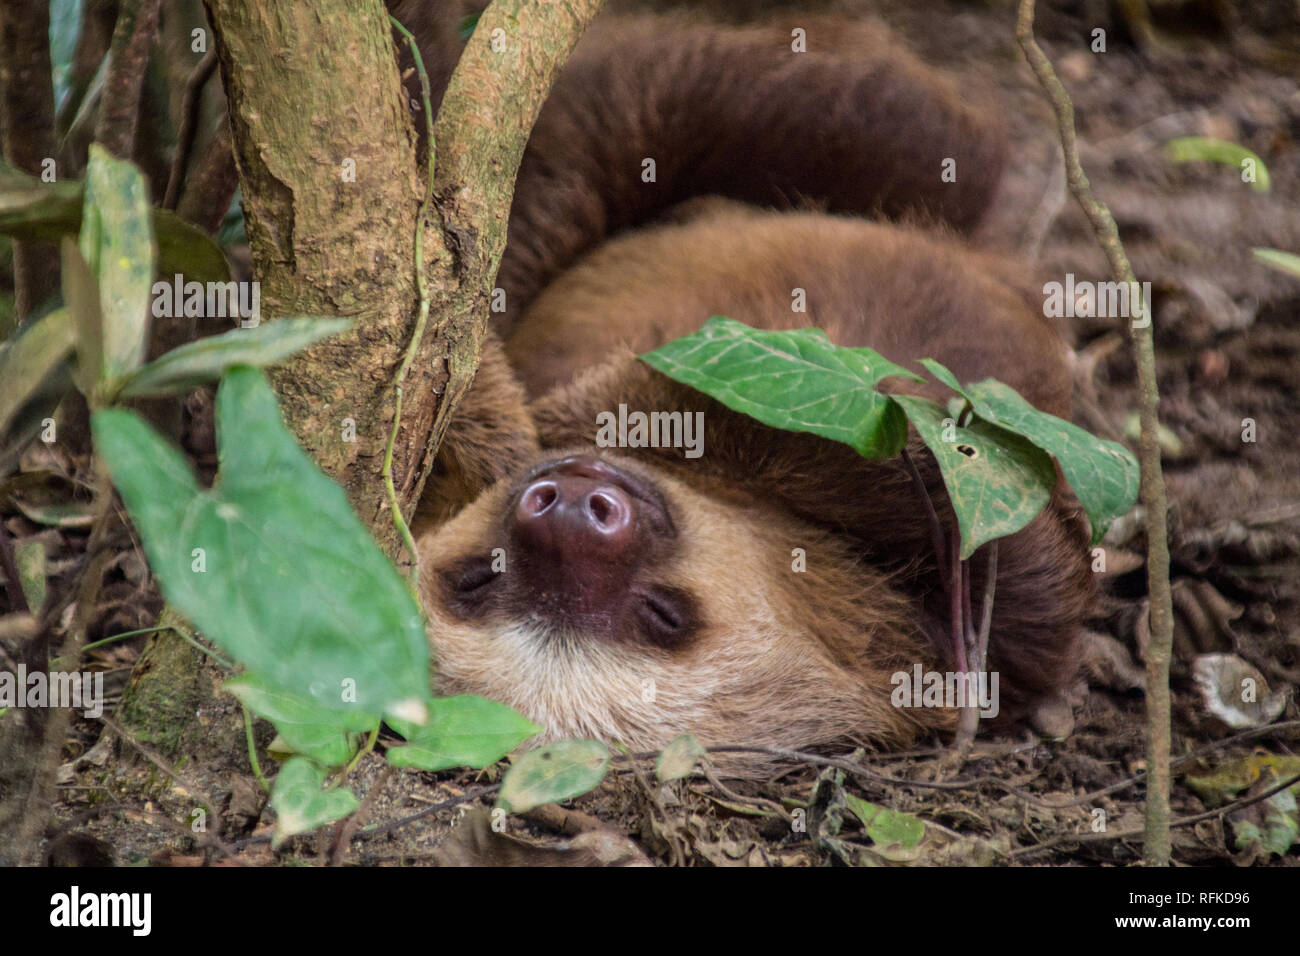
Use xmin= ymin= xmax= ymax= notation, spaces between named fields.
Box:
xmin=242 ymin=704 xmax=270 ymax=793
xmin=900 ymin=448 xmax=949 ymax=587
xmin=342 ymin=725 xmax=380 ymax=779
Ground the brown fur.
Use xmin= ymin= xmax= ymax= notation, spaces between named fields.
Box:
xmin=494 ymin=13 xmax=1007 ymax=333
xmin=412 ymin=12 xmax=1092 ymax=762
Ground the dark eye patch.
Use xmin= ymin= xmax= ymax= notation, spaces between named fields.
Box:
xmin=633 ymin=586 xmax=698 ymax=650
xmin=443 ymin=556 xmax=502 ymax=616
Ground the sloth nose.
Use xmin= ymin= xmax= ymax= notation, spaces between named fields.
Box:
xmin=514 ymin=474 xmax=636 ymax=554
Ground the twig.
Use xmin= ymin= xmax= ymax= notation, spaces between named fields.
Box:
xmin=1010 ymin=770 xmax=1300 ymax=859
xmin=1016 ymin=0 xmax=1176 ymax=866
xmin=329 ymin=764 xmax=395 ymax=865
xmin=350 ymin=783 xmax=499 ymax=841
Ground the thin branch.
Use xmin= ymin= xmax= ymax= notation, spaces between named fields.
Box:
xmin=1010 ymin=771 xmax=1300 ymax=860
xmin=94 ymin=0 xmax=161 ymax=159
xmin=163 ymin=48 xmax=218 ymax=210
xmin=420 ymin=0 xmax=608 ymax=475
xmin=1016 ymin=0 xmax=1176 ymax=867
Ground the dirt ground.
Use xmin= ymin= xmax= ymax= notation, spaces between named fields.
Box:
xmin=6 ymin=0 xmax=1300 ymax=866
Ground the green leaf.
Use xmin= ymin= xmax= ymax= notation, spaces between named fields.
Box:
xmin=0 ymin=161 xmax=83 ymax=242
xmin=0 ymin=307 xmax=76 ymax=435
xmin=1229 ymin=789 xmax=1298 ymax=858
xmin=269 ymin=757 xmax=359 ymax=848
xmin=641 ymin=316 xmax=923 ymax=459
xmin=78 ymin=145 xmax=155 ymax=388
xmin=15 ymin=538 xmax=46 ymax=612
xmin=116 ymin=318 xmax=353 ymax=398
xmin=1165 ymin=137 xmax=1270 ymax=193
xmin=11 ymin=499 xmax=95 ymax=529
xmin=0 ymin=159 xmax=228 ymax=283
xmin=225 ymin=674 xmax=374 ymax=768
xmin=893 ymin=395 xmax=1057 ymax=559
xmin=919 ymin=360 xmax=1140 ymax=543
xmin=497 ymin=740 xmax=611 ymax=813
xmin=844 ymin=794 xmax=926 ymax=849
xmin=655 ymin=733 xmax=706 ymax=782
xmin=60 ymin=238 xmax=103 ymax=396
xmin=1253 ymin=248 xmax=1300 ymax=280
xmin=386 ymin=695 xmax=541 ymax=771
xmin=91 ymin=366 xmax=430 ymax=723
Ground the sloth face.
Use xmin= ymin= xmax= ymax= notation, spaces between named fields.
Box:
xmin=417 ymin=450 xmax=934 ymax=753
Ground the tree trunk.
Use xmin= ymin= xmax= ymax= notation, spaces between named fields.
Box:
xmin=203 ymin=0 xmax=604 ymax=560
xmin=0 ymin=0 xmax=60 ymax=322
xmin=204 ymin=0 xmax=423 ymax=557
xmin=114 ymin=0 xmax=605 ymax=764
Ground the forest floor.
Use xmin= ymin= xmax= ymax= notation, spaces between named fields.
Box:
xmin=8 ymin=0 xmax=1300 ymax=866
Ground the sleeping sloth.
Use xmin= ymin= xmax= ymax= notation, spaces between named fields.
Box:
xmin=410 ymin=14 xmax=1095 ymax=757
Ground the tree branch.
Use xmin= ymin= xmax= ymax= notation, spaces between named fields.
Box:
xmin=421 ymin=0 xmax=607 ymax=475
xmin=95 ymin=0 xmax=161 ymax=159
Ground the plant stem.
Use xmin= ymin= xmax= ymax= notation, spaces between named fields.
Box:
xmin=901 ymin=448 xmax=949 ymax=587
xmin=1016 ymin=0 xmax=1175 ymax=865
xmin=381 ymin=14 xmax=438 ymax=595
xmin=975 ymin=543 xmax=998 ymax=674
xmin=242 ymin=704 xmax=270 ymax=793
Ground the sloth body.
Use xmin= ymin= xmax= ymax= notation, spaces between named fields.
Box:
xmin=411 ymin=14 xmax=1094 ymax=757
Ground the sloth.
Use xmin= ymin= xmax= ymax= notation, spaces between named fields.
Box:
xmin=410 ymin=13 xmax=1094 ymax=757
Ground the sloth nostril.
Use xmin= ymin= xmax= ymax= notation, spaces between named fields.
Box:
xmin=588 ymin=491 xmax=616 ymax=526
xmin=520 ymin=481 xmax=558 ymax=518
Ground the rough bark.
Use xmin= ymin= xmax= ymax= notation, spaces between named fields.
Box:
xmin=204 ymin=0 xmax=424 ymax=558
xmin=204 ymin=0 xmax=604 ymax=559
xmin=0 ymin=0 xmax=60 ymax=319
xmin=423 ymin=0 xmax=608 ymax=492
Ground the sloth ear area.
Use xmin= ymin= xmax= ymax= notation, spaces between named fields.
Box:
xmin=414 ymin=331 xmax=541 ymax=531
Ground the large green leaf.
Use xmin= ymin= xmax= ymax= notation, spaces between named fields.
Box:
xmin=919 ymin=359 xmax=1139 ymax=543
xmin=893 ymin=396 xmax=1057 ymax=559
xmin=115 ymin=318 xmax=353 ymax=398
xmin=78 ymin=145 xmax=155 ymax=388
xmin=641 ymin=316 xmax=923 ymax=459
xmin=91 ymin=366 xmax=430 ymax=724
xmin=225 ymin=674 xmax=373 ymax=768
xmin=497 ymin=740 xmax=611 ymax=813
xmin=0 ymin=307 xmax=75 ymax=435
xmin=386 ymin=696 xmax=541 ymax=772
xmin=0 ymin=159 xmax=228 ymax=283
xmin=269 ymin=757 xmax=359 ymax=848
